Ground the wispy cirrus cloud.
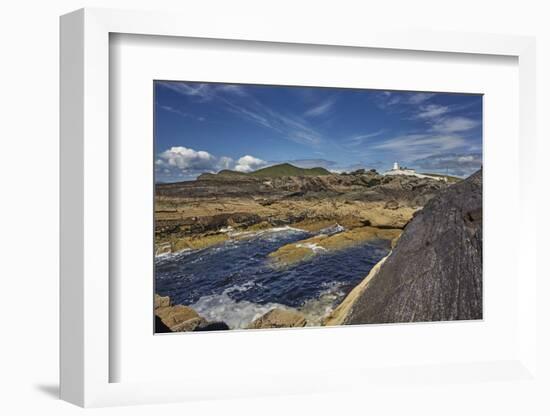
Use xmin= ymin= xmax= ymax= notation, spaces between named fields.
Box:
xmin=304 ymin=99 xmax=334 ymax=117
xmin=217 ymin=84 xmax=247 ymax=96
xmin=345 ymin=129 xmax=386 ymax=146
xmin=159 ymin=81 xmax=324 ymax=146
xmin=160 ymin=105 xmax=205 ymax=121
xmin=408 ymin=101 xmax=479 ymax=134
xmin=430 ymin=116 xmax=479 ymax=133
xmin=415 ymin=104 xmax=449 ymax=119
xmin=158 ymin=82 xmax=214 ymax=101
xmin=373 ymin=134 xmax=467 ymax=160
xmin=376 ymin=91 xmax=435 ymax=109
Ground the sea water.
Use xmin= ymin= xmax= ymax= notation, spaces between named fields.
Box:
xmin=155 ymin=227 xmax=389 ymax=329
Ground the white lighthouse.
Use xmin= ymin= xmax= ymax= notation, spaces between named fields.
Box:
xmin=384 ymin=161 xmax=446 ymax=182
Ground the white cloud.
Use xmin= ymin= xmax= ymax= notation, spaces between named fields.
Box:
xmin=304 ymin=100 xmax=334 ymax=117
xmin=157 ymin=146 xmax=218 ymax=171
xmin=234 ymin=155 xmax=267 ymax=172
xmin=156 ymin=146 xmax=269 ymax=179
xmin=431 ymin=116 xmax=479 ymax=133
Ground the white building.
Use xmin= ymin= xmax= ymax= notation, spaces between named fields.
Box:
xmin=384 ymin=162 xmax=447 ymax=182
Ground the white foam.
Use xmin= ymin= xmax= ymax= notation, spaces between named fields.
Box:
xmin=190 ymin=279 xmax=349 ymax=329
xmin=154 ymin=248 xmax=192 ymax=264
xmin=295 ymin=242 xmax=327 ymax=253
xmin=191 ymin=289 xmax=286 ymax=329
xmin=229 ymin=225 xmax=306 ymax=239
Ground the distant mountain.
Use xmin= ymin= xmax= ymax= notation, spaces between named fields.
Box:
xmin=248 ymin=163 xmax=331 ymax=177
xmin=199 ymin=163 xmax=332 ymax=180
xmin=216 ymin=169 xmax=248 ymax=176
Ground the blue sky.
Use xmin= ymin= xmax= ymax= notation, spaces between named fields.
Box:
xmin=154 ymin=81 xmax=482 ymax=182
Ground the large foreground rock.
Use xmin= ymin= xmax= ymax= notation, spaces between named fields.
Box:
xmin=329 ymin=169 xmax=482 ymax=325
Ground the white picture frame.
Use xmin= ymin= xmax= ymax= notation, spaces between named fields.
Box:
xmin=60 ymin=7 xmax=538 ymax=408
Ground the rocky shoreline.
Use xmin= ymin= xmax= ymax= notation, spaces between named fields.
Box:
xmin=155 ymin=169 xmax=445 ymax=257
xmin=155 ymin=167 xmax=481 ymax=331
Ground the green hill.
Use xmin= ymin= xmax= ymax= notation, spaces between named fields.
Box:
xmin=249 ymin=163 xmax=331 ymax=177
xmin=200 ymin=163 xmax=332 ymax=179
xmin=216 ymin=169 xmax=247 ymax=176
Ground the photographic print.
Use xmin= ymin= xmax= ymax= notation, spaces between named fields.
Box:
xmin=154 ymin=81 xmax=482 ymax=333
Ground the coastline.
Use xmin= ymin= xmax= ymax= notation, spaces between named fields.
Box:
xmin=153 ymin=168 xmax=481 ymax=331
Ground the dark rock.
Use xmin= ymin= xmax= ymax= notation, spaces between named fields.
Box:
xmin=193 ymin=321 xmax=230 ymax=331
xmin=155 ymin=315 xmax=172 ymax=333
xmin=343 ymin=169 xmax=482 ymax=324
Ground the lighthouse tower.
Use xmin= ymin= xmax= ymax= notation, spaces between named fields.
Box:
xmin=392 ymin=162 xmax=400 ymax=170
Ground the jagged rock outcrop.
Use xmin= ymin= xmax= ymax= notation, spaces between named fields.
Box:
xmin=328 ymin=169 xmax=482 ymax=325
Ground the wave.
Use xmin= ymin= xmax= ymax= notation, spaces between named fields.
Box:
xmin=190 ymin=283 xmax=287 ymax=329
xmin=189 ymin=279 xmax=349 ymax=329
xmin=154 ymin=248 xmax=192 ymax=265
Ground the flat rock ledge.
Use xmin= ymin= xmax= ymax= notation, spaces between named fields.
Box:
xmin=155 ymin=200 xmax=419 ymax=257
xmin=154 ymin=294 xmax=229 ymax=332
xmin=268 ymin=226 xmax=401 ymax=268
xmin=247 ymin=308 xmax=308 ymax=329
